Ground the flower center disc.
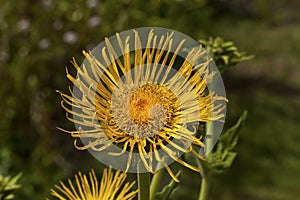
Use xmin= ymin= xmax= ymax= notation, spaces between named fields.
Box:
xmin=128 ymin=84 xmax=180 ymax=128
xmin=129 ymin=88 xmax=159 ymax=126
xmin=108 ymin=83 xmax=181 ymax=138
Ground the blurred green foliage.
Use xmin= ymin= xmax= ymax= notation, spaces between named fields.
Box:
xmin=0 ymin=173 xmax=21 ymax=199
xmin=0 ymin=0 xmax=299 ymax=199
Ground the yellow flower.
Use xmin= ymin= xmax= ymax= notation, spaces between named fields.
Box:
xmin=49 ymin=168 xmax=137 ymax=200
xmin=57 ymin=28 xmax=226 ymax=182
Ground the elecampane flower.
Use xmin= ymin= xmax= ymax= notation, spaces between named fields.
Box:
xmin=58 ymin=28 xmax=226 ymax=181
xmin=49 ymin=168 xmax=137 ymax=200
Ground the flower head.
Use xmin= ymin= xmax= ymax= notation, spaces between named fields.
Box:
xmin=49 ymin=168 xmax=137 ymax=200
xmin=57 ymin=28 xmax=226 ymax=181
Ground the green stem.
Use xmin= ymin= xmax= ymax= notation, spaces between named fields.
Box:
xmin=150 ymin=168 xmax=164 ymax=200
xmin=206 ymin=121 xmax=214 ymax=155
xmin=138 ymin=173 xmax=150 ymax=200
xmin=199 ymin=175 xmax=210 ymax=200
xmin=198 ymin=120 xmax=213 ymax=200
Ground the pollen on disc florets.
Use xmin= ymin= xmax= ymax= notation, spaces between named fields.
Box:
xmin=103 ymin=83 xmax=181 ymax=138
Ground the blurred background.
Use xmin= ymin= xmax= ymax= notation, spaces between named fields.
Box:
xmin=0 ymin=0 xmax=299 ymax=199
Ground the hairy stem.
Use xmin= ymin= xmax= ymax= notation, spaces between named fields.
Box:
xmin=138 ymin=173 xmax=150 ymax=200
xmin=199 ymin=174 xmax=210 ymax=200
xmin=198 ymin=120 xmax=213 ymax=200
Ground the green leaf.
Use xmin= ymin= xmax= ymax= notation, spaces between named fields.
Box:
xmin=219 ymin=111 xmax=248 ymax=150
xmin=153 ymin=171 xmax=181 ymax=200
xmin=4 ymin=193 xmax=14 ymax=200
xmin=205 ymin=111 xmax=248 ymax=174
xmin=225 ymin=46 xmax=238 ymax=51
xmin=0 ymin=173 xmax=22 ymax=199
xmin=221 ymin=41 xmax=234 ymax=48
xmin=220 ymin=55 xmax=229 ymax=64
